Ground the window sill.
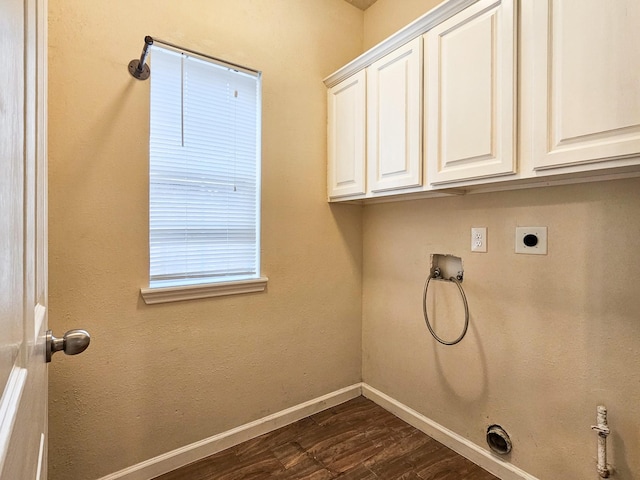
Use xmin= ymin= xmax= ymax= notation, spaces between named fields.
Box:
xmin=140 ymin=277 xmax=268 ymax=305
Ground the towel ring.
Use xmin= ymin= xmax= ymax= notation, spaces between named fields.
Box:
xmin=422 ymin=270 xmax=469 ymax=346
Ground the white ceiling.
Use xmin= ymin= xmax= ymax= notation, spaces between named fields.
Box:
xmin=343 ymin=0 xmax=379 ymax=10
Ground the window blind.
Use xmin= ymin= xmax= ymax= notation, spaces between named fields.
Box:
xmin=149 ymin=47 xmax=261 ymax=287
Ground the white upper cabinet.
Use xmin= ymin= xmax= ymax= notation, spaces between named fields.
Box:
xmin=324 ymin=0 xmax=640 ymax=202
xmin=327 ymin=70 xmax=366 ymax=199
xmin=425 ymin=0 xmax=516 ymax=185
xmin=528 ymin=0 xmax=640 ymax=170
xmin=367 ymin=37 xmax=423 ymax=193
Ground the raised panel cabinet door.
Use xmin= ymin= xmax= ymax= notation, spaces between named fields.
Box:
xmin=367 ymin=37 xmax=423 ymax=193
xmin=531 ymin=0 xmax=640 ymax=170
xmin=327 ymin=70 xmax=366 ymax=199
xmin=425 ymin=0 xmax=516 ymax=185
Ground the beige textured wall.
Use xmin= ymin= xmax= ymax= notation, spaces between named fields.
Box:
xmin=362 ymin=180 xmax=640 ymax=479
xmin=47 ymin=1 xmax=363 ymax=479
xmin=363 ymin=2 xmax=640 ymax=479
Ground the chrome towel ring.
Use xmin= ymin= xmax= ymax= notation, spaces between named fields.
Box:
xmin=422 ymin=266 xmax=469 ymax=345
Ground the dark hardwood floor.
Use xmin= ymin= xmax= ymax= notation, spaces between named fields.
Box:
xmin=153 ymin=396 xmax=498 ymax=480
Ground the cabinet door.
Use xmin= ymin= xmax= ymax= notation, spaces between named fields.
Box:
xmin=425 ymin=0 xmax=516 ymax=185
xmin=530 ymin=0 xmax=640 ymax=170
xmin=327 ymin=70 xmax=366 ymax=199
xmin=367 ymin=37 xmax=423 ymax=193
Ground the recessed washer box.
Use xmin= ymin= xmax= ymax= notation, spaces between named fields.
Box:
xmin=515 ymin=227 xmax=547 ymax=255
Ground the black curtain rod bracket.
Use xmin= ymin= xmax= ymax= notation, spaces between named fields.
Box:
xmin=128 ymin=36 xmax=154 ymax=80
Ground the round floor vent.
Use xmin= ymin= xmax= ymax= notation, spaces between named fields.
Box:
xmin=486 ymin=425 xmax=512 ymax=455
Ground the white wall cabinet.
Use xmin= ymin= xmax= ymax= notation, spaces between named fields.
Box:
xmin=324 ymin=0 xmax=640 ymax=203
xmin=425 ymin=0 xmax=516 ymax=185
xmin=527 ymin=0 xmax=640 ymax=171
xmin=327 ymin=70 xmax=366 ymax=199
xmin=367 ymin=37 xmax=423 ymax=193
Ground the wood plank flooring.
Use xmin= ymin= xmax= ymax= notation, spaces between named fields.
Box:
xmin=153 ymin=396 xmax=498 ymax=480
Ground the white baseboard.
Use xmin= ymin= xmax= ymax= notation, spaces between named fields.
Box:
xmin=97 ymin=384 xmax=362 ymax=480
xmin=98 ymin=383 xmax=538 ymax=480
xmin=361 ymin=384 xmax=539 ymax=480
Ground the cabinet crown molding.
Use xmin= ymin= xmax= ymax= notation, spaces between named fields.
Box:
xmin=323 ymin=0 xmax=480 ymax=88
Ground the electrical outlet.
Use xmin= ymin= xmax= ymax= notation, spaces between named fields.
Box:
xmin=471 ymin=227 xmax=487 ymax=253
xmin=515 ymin=227 xmax=547 ymax=254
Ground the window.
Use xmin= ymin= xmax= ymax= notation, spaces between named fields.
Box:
xmin=142 ymin=45 xmax=266 ymax=303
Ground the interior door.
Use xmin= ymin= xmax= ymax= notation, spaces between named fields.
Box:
xmin=0 ymin=0 xmax=49 ymax=477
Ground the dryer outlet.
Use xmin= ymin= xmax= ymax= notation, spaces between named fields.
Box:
xmin=515 ymin=227 xmax=547 ymax=255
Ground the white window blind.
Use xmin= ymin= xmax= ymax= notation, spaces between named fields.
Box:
xmin=149 ymin=46 xmax=261 ymax=288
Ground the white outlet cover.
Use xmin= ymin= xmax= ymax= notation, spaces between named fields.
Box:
xmin=471 ymin=227 xmax=487 ymax=253
xmin=515 ymin=227 xmax=547 ymax=255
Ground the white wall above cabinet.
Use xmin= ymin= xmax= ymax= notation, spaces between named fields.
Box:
xmin=425 ymin=0 xmax=516 ymax=185
xmin=327 ymin=70 xmax=366 ymax=199
xmin=367 ymin=37 xmax=423 ymax=193
xmin=528 ymin=0 xmax=640 ymax=171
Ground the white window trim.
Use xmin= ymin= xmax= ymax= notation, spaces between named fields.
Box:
xmin=140 ymin=276 xmax=268 ymax=305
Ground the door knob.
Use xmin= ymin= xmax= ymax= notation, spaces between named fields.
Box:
xmin=46 ymin=329 xmax=91 ymax=363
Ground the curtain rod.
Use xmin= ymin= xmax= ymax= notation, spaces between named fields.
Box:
xmin=128 ymin=36 xmax=260 ymax=81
